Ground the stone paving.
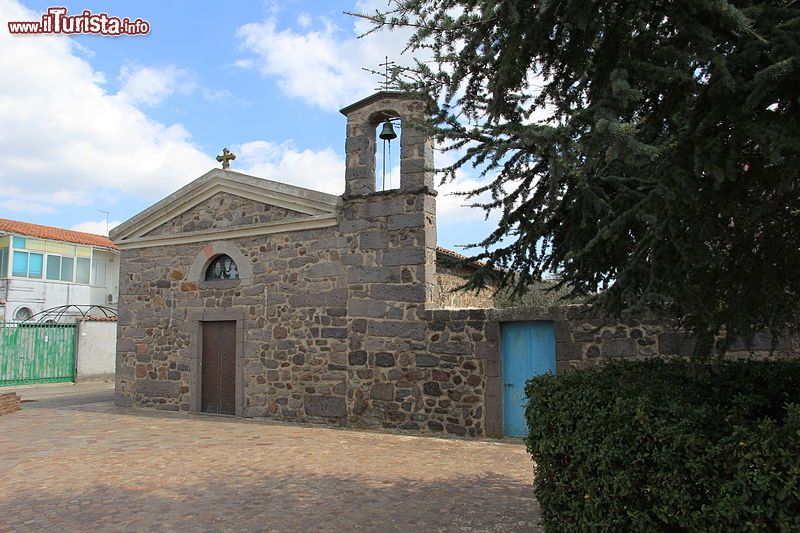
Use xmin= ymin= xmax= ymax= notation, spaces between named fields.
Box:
xmin=0 ymin=387 xmax=540 ymax=532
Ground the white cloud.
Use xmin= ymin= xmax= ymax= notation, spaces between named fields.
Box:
xmin=202 ymin=88 xmax=233 ymax=102
xmin=232 ymin=58 xmax=254 ymax=69
xmin=235 ymin=2 xmax=419 ymax=110
xmin=0 ymin=0 xmax=215 ymax=215
xmin=117 ymin=64 xmax=196 ymax=106
xmin=234 ymin=140 xmax=345 ymax=195
xmin=71 ymin=219 xmax=122 ymax=236
xmin=297 ymin=13 xmax=312 ymax=28
xmin=0 ymin=199 xmax=55 ymax=215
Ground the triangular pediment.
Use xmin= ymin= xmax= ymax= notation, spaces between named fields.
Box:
xmin=111 ymin=169 xmax=340 ymax=249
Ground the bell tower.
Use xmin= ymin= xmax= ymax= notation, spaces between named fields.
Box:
xmin=340 ymin=91 xmax=435 ymax=195
xmin=338 ymin=90 xmax=438 ymax=309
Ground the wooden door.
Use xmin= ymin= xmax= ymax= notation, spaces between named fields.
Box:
xmin=201 ymin=321 xmax=236 ymax=415
xmin=501 ymin=321 xmax=556 ymax=437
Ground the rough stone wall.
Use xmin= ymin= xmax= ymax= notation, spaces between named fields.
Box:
xmin=116 ymin=91 xmax=492 ymax=435
xmin=544 ymin=306 xmax=799 ymax=371
xmin=116 ymin=191 xmax=493 ymax=435
xmin=117 ymin=186 xmax=492 ymax=436
xmin=144 ymin=192 xmax=304 ymax=237
xmin=115 ymin=225 xmax=347 ymax=413
xmin=435 ymin=264 xmax=497 ymax=309
xmin=0 ymin=392 xmax=21 ymax=416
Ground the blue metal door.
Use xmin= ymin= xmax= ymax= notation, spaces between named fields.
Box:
xmin=502 ymin=321 xmax=556 ymax=437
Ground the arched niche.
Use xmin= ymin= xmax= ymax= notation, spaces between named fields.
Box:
xmin=188 ymin=240 xmax=253 ymax=286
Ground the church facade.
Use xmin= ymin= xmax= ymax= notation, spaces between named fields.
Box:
xmin=112 ymin=92 xmax=505 ymax=436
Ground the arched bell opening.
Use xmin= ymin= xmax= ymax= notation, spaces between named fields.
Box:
xmin=369 ymin=110 xmax=402 ymax=192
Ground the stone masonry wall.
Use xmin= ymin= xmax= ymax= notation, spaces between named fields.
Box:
xmin=144 ymin=192 xmax=304 ymax=237
xmin=544 ymin=306 xmax=799 ymax=370
xmin=116 ymin=187 xmax=497 ymax=436
xmin=435 ymin=264 xmax=497 ymax=309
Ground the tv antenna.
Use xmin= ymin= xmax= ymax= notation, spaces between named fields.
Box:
xmin=97 ymin=209 xmax=110 ymax=236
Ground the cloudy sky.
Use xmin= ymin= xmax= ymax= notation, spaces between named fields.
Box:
xmin=0 ymin=0 xmax=495 ymax=251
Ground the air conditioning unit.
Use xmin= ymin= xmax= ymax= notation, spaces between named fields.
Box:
xmin=107 ymin=294 xmax=114 ymax=304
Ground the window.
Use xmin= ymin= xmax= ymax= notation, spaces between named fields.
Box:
xmin=14 ymin=307 xmax=32 ymax=322
xmin=29 ymin=253 xmax=43 ymax=278
xmin=12 ymin=251 xmax=27 ymax=276
xmin=92 ymin=259 xmax=108 ymax=287
xmin=12 ymin=251 xmax=43 ymax=278
xmin=76 ymin=257 xmax=90 ymax=284
xmin=46 ymin=255 xmax=61 ymax=280
xmin=12 ymin=236 xmax=26 ymax=249
xmin=205 ymin=255 xmax=239 ymax=281
xmin=0 ymin=247 xmax=7 ymax=277
xmin=60 ymin=256 xmax=74 ymax=282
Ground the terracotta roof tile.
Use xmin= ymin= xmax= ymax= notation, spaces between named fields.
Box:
xmin=0 ymin=218 xmax=117 ymax=250
xmin=436 ymin=246 xmax=504 ymax=272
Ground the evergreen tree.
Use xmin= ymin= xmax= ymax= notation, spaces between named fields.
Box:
xmin=355 ymin=0 xmax=800 ymax=356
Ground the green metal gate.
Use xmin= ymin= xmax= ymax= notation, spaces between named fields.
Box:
xmin=0 ymin=323 xmax=76 ymax=386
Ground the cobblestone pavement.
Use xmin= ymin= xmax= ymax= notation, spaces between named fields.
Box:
xmin=0 ymin=390 xmax=539 ymax=532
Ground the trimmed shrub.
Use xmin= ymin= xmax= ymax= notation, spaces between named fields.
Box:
xmin=526 ymin=359 xmax=800 ymax=532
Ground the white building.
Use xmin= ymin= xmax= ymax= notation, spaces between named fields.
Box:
xmin=0 ymin=218 xmax=119 ymax=322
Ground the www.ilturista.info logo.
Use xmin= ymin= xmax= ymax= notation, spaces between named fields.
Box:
xmin=8 ymin=7 xmax=150 ymax=36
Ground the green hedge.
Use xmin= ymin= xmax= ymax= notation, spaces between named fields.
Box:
xmin=526 ymin=360 xmax=800 ymax=532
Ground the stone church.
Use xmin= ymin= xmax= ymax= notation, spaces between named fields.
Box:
xmin=112 ymin=91 xmax=792 ymax=438
xmin=112 ymin=92 xmax=500 ymax=436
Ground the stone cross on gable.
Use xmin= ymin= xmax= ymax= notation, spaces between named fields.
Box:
xmin=216 ymin=148 xmax=236 ymax=169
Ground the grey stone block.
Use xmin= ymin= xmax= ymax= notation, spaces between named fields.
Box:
xmin=658 ymin=332 xmax=696 ymax=357
xmin=375 ymin=352 xmax=395 ymax=367
xmin=370 ymin=284 xmax=425 ymax=303
xmin=307 ymin=262 xmax=346 ymax=278
xmin=601 ymin=338 xmax=636 ymax=358
xmin=349 ymin=298 xmax=386 ymax=318
xmin=367 ymin=320 xmax=426 ymax=340
xmin=305 ymin=395 xmax=346 ymax=418
xmin=557 ymin=341 xmax=584 ymax=361
xmin=322 ymin=328 xmax=348 ymax=339
xmin=348 ymin=350 xmax=367 ymax=365
xmin=381 ymin=247 xmax=426 ymax=266
xmin=347 ymin=267 xmax=399 ymax=284
xmin=429 ymin=342 xmax=472 ymax=355
xmin=370 ymin=383 xmax=394 ymax=401
xmin=387 ymin=213 xmax=424 ymax=231
xmin=136 ymin=379 xmax=180 ymax=398
xmin=359 ymin=231 xmax=388 ymax=249
xmin=474 ymin=342 xmax=497 ymax=360
xmin=416 ymin=354 xmax=439 ymax=367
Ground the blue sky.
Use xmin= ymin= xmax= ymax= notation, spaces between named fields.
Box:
xmin=0 ymin=0 xmax=495 ymax=251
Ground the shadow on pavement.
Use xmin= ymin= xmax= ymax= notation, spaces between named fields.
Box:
xmin=0 ymin=471 xmax=540 ymax=532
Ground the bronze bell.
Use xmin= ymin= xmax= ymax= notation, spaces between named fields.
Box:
xmin=379 ymin=120 xmax=397 ymax=141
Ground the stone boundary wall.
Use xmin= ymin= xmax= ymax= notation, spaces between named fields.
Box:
xmin=435 ymin=264 xmax=496 ymax=309
xmin=0 ymin=392 xmax=21 ymax=416
xmin=492 ymin=306 xmax=799 ymax=370
xmin=476 ymin=306 xmax=798 ymax=437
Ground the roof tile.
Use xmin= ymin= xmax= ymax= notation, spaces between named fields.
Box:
xmin=0 ymin=218 xmax=117 ymax=250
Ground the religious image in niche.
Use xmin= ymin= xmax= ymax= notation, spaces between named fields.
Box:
xmin=205 ymin=255 xmax=239 ymax=281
